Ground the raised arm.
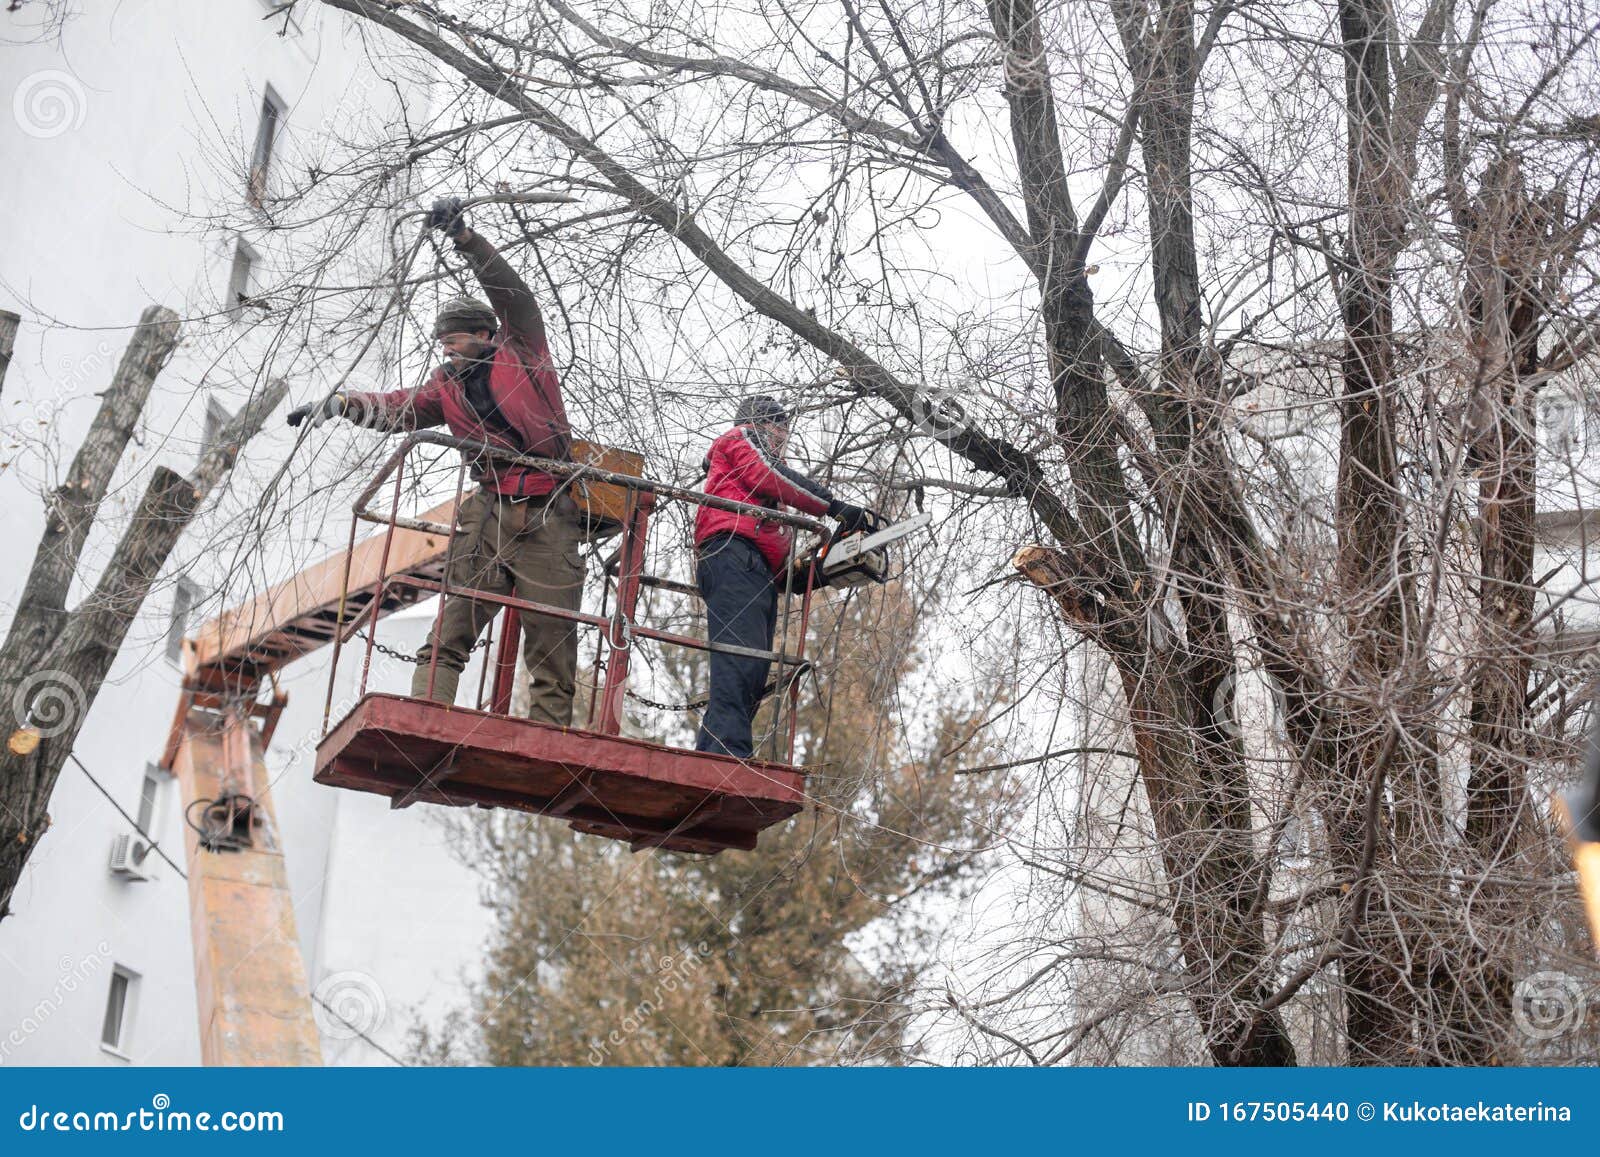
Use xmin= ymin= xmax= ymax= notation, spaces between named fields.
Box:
xmin=429 ymin=198 xmax=548 ymax=352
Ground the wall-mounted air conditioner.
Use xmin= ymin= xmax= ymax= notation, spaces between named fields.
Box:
xmin=108 ymin=834 xmax=153 ymax=882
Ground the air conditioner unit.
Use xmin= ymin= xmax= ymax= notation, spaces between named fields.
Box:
xmin=108 ymin=834 xmax=153 ymax=881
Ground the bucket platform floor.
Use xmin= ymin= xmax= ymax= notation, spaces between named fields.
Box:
xmin=313 ymin=693 xmax=806 ymax=854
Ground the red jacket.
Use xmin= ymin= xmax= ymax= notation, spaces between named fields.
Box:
xmin=694 ymin=424 xmax=833 ymax=573
xmin=343 ymin=234 xmax=569 ymax=498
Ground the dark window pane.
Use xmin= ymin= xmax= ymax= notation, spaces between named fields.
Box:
xmin=227 ymin=241 xmax=255 ymax=315
xmin=248 ymin=95 xmax=281 ymax=205
xmin=101 ymin=971 xmax=129 ymax=1047
xmin=135 ymin=768 xmax=160 ymax=834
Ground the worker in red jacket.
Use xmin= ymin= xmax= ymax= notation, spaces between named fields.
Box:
xmin=694 ymin=396 xmax=882 ymax=758
xmin=287 ymin=198 xmax=584 ymax=725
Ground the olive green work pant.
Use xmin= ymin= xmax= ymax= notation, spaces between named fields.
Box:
xmin=412 ymin=488 xmax=585 ymax=726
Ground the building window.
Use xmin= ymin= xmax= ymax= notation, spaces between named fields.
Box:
xmin=226 ymin=239 xmax=257 ymax=317
xmin=135 ymin=764 xmax=165 ymax=838
xmin=101 ymin=967 xmax=137 ymax=1053
xmin=247 ymin=87 xmax=285 ymax=206
xmin=167 ymin=578 xmax=200 ymax=663
xmin=201 ymin=397 xmax=233 ymax=461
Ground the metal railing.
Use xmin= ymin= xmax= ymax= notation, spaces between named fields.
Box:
xmin=324 ymin=430 xmax=825 ymax=764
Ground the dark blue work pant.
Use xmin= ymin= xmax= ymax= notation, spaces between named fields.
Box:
xmin=695 ymin=533 xmax=778 ymax=759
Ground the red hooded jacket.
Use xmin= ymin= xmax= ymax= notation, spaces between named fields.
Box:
xmin=342 ymin=233 xmax=569 ymax=498
xmin=694 ymin=424 xmax=833 ymax=573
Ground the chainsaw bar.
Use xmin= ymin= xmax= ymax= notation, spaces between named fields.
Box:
xmin=795 ymin=510 xmax=933 ymax=589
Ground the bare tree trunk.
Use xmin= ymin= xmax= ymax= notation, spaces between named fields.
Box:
xmin=1447 ymin=154 xmax=1556 ymax=1063
xmin=0 ymin=305 xmax=180 ymax=689
xmin=1331 ymin=0 xmax=1454 ymax=1064
xmin=0 ymin=363 xmax=289 ymax=919
xmin=1109 ymin=0 xmax=1297 ymax=1065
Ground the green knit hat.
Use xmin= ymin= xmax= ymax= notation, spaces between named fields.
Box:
xmin=433 ymin=295 xmax=497 ymax=338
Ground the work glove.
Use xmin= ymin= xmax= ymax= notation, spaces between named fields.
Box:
xmin=427 ymin=196 xmax=469 ymax=240
xmin=827 ymin=500 xmax=883 ymax=535
xmin=286 ymin=394 xmax=345 ymax=428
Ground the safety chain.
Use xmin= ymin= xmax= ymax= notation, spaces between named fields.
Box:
xmin=625 ymin=687 xmax=711 ymax=712
xmin=623 ymin=662 xmax=814 ymax=714
xmin=355 ymin=629 xmax=491 ymax=665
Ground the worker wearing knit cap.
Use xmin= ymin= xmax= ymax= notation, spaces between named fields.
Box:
xmin=287 ymin=198 xmax=584 ymax=725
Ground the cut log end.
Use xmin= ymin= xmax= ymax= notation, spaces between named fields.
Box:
xmin=1011 ymin=544 xmax=1099 ymax=627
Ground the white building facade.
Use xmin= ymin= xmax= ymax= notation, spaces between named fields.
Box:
xmin=0 ymin=1 xmax=490 ymax=1067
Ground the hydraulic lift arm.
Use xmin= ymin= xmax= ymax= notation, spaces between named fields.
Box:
xmin=160 ymin=499 xmax=457 ymax=1065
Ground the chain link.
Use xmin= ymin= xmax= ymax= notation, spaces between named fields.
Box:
xmin=625 ymin=687 xmax=711 ymax=712
xmin=355 ymin=629 xmax=491 ymax=665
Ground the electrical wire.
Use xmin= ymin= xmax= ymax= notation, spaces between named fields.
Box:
xmin=69 ymin=753 xmax=186 ymax=876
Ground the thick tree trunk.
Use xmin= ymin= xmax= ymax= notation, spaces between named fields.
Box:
xmin=0 ymin=377 xmax=289 ymax=919
xmin=1110 ymin=0 xmax=1297 ymax=1064
xmin=1331 ymin=0 xmax=1451 ymax=1064
xmin=1448 ymin=157 xmax=1549 ymax=1063
xmin=0 ymin=305 xmax=180 ymax=690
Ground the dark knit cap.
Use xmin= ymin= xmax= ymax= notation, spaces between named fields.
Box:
xmin=734 ymin=393 xmax=788 ymax=427
xmin=434 ymin=295 xmax=497 ymax=338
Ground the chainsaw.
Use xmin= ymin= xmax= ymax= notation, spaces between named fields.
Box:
xmin=790 ymin=511 xmax=933 ymax=590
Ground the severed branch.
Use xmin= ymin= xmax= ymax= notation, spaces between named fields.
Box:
xmin=0 ymin=305 xmax=180 ymax=689
xmin=1011 ymin=545 xmax=1104 ymax=628
xmin=0 ymin=374 xmax=290 ymax=918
